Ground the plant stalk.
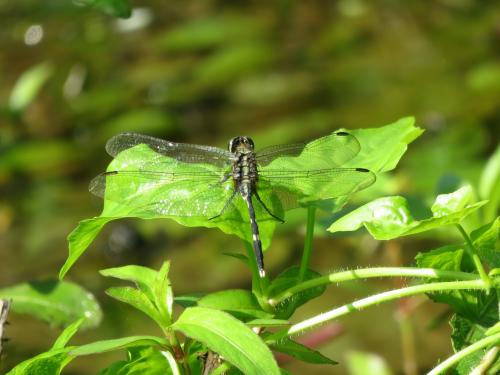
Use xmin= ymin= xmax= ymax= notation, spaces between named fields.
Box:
xmin=299 ymin=206 xmax=317 ymax=281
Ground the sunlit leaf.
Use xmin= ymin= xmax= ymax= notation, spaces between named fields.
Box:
xmin=328 ymin=186 xmax=487 ymax=239
xmin=99 ymin=346 xmax=170 ymax=375
xmin=173 ymin=307 xmax=280 ymax=375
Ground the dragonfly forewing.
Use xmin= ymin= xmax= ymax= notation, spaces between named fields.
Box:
xmin=106 ymin=133 xmax=235 ymax=168
xmin=256 ymin=131 xmax=360 ymax=168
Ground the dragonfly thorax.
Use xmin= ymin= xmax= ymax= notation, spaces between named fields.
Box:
xmin=228 ymin=136 xmax=255 ymax=154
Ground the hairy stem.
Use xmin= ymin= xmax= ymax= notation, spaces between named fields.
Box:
xmin=268 ymin=279 xmax=487 ymax=341
xmin=271 ymin=267 xmax=479 ymax=303
xmin=427 ymin=332 xmax=500 ymax=375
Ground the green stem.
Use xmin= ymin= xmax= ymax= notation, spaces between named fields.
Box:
xmin=268 ymin=279 xmax=486 ymax=341
xmin=162 ymin=349 xmax=182 ymax=375
xmin=456 ymin=224 xmax=492 ymax=289
xmin=243 ymin=241 xmax=262 ymax=296
xmin=299 ymin=206 xmax=316 ymax=281
xmin=271 ymin=267 xmax=479 ymax=304
xmin=427 ymin=332 xmax=500 ymax=375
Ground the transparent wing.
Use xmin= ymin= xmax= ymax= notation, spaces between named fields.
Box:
xmin=90 ymin=170 xmax=235 ymax=218
xmin=258 ymin=168 xmax=376 ymax=210
xmin=106 ymin=132 xmax=235 ymax=168
xmin=256 ymin=131 xmax=360 ymax=168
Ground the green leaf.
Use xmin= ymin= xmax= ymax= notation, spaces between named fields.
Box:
xmin=62 ymin=119 xmax=420 ymax=276
xmin=172 ymin=307 xmax=280 ymax=375
xmin=0 ymin=280 xmax=101 ymax=329
xmin=267 ymin=267 xmax=326 ymax=319
xmin=52 ymin=319 xmax=85 ymax=350
xmin=99 ymin=346 xmax=171 ymax=375
xmin=416 ymin=246 xmax=497 ymax=326
xmin=174 ymin=293 xmax=205 ymax=308
xmin=6 ymin=319 xmax=84 ymax=374
xmin=6 ymin=349 xmax=71 ymax=375
xmin=9 ymin=63 xmax=53 ymax=112
xmin=345 ymin=351 xmax=393 ymax=375
xmin=470 ymin=218 xmax=500 ymax=268
xmin=198 ymin=289 xmax=273 ymax=320
xmin=74 ymin=0 xmax=132 ymax=18
xmin=328 ymin=187 xmax=487 ymax=239
xmin=70 ymin=336 xmax=168 ymax=356
xmin=479 ymin=146 xmax=500 ymax=222
xmin=105 ymin=287 xmax=165 ymax=327
xmin=485 ymin=321 xmax=500 ymax=336
xmin=347 ymin=116 xmax=423 ymax=173
xmin=153 ymin=262 xmax=173 ymax=325
xmin=100 ymin=265 xmax=158 ymax=301
xmin=60 ymin=217 xmax=112 ymax=278
xmin=270 ymin=338 xmax=337 ymax=365
xmin=449 ymin=314 xmax=496 ymax=374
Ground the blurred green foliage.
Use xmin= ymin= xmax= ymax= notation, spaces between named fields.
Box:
xmin=0 ymin=1 xmax=498 ymax=374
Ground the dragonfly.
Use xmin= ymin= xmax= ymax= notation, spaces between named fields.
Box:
xmin=89 ymin=132 xmax=376 ymax=278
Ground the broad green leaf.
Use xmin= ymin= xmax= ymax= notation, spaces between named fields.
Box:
xmin=470 ymin=218 xmax=500 ymax=268
xmin=415 ymin=245 xmax=466 ymax=272
xmin=172 ymin=307 xmax=280 ymax=375
xmin=74 ymin=0 xmax=132 ymax=18
xmin=0 ymin=280 xmax=101 ymax=329
xmin=346 ymin=117 xmax=423 ymax=173
xmin=416 ymin=245 xmax=497 ymax=326
xmin=270 ymin=338 xmax=337 ymax=365
xmin=328 ymin=187 xmax=487 ymax=239
xmin=70 ymin=336 xmax=168 ymax=356
xmin=100 ymin=265 xmax=158 ymax=301
xmin=9 ymin=63 xmax=53 ymax=112
xmin=198 ymin=289 xmax=273 ymax=320
xmin=99 ymin=346 xmax=171 ymax=375
xmin=153 ymin=262 xmax=173 ymax=325
xmin=449 ymin=314 xmax=498 ymax=374
xmin=267 ymin=267 xmax=326 ymax=319
xmin=105 ymin=287 xmax=165 ymax=327
xmin=346 ymin=351 xmax=393 ymax=375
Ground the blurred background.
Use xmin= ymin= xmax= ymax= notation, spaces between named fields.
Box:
xmin=0 ymin=0 xmax=498 ymax=374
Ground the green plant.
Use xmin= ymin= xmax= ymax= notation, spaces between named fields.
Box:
xmin=3 ymin=117 xmax=499 ymax=374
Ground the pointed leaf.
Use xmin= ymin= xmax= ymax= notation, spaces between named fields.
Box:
xmin=172 ymin=307 xmax=280 ymax=375
xmin=100 ymin=265 xmax=158 ymax=301
xmin=198 ymin=289 xmax=273 ymax=320
xmin=52 ymin=319 xmax=85 ymax=350
xmin=270 ymin=338 xmax=337 ymax=365
xmin=70 ymin=336 xmax=168 ymax=356
xmin=98 ymin=346 xmax=171 ymax=375
xmin=105 ymin=287 xmax=164 ymax=327
xmin=267 ymin=267 xmax=326 ymax=319
xmin=153 ymin=262 xmax=173 ymax=325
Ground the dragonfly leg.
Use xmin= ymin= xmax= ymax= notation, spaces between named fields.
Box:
xmin=253 ymin=190 xmax=284 ymax=223
xmin=208 ymin=190 xmax=238 ymax=221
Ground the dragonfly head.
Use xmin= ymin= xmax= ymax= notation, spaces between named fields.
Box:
xmin=228 ymin=136 xmax=255 ymax=153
